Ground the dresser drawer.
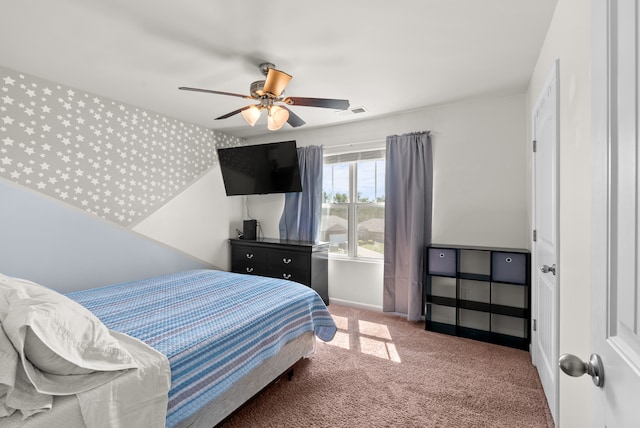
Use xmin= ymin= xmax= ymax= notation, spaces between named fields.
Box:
xmin=228 ymin=238 xmax=329 ymax=305
xmin=231 ymin=245 xmax=268 ymax=276
xmin=267 ymin=250 xmax=311 ymax=285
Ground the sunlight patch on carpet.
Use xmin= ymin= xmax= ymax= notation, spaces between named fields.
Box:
xmin=327 ymin=314 xmax=401 ymax=362
xmin=331 ymin=314 xmax=349 ymax=330
xmin=357 ymin=320 xmax=400 ymax=362
xmin=359 ymin=337 xmax=401 ymax=362
xmin=326 ymin=330 xmax=350 ymax=349
xmin=358 ymin=320 xmax=392 ymax=340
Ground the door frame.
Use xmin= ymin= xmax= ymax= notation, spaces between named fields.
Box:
xmin=591 ymin=0 xmax=607 ymax=421
xmin=531 ymin=59 xmax=560 ymax=423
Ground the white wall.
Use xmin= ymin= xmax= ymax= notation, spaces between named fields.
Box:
xmin=133 ymin=167 xmax=244 ymax=270
xmin=0 ymin=179 xmax=209 ymax=293
xmin=526 ymin=0 xmax=591 ymax=426
xmin=245 ymin=193 xmax=284 ymax=238
xmin=244 ymin=94 xmax=529 ymax=310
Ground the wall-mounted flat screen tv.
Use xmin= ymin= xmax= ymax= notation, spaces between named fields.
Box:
xmin=217 ymin=140 xmax=302 ymax=196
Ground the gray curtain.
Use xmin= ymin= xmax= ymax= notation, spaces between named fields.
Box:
xmin=279 ymin=145 xmax=323 ymax=242
xmin=383 ymin=132 xmax=432 ymax=321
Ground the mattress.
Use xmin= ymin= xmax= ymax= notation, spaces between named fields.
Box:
xmin=66 ymin=269 xmax=336 ymax=427
xmin=175 ymin=330 xmax=315 ymax=428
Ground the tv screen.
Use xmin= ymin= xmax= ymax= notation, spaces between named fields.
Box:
xmin=217 ymin=140 xmax=302 ymax=196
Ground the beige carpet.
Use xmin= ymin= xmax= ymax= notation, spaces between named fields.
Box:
xmin=222 ymin=304 xmax=554 ymax=427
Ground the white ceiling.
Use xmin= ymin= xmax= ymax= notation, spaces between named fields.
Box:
xmin=0 ymin=0 xmax=557 ymax=139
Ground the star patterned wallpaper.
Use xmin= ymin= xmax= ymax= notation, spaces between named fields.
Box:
xmin=0 ymin=66 xmax=242 ymax=226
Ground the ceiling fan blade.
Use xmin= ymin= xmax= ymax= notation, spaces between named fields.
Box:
xmin=179 ymin=87 xmax=254 ymax=100
xmin=284 ymin=97 xmax=350 ymax=110
xmin=282 ymin=106 xmax=306 ymax=128
xmin=262 ymin=68 xmax=292 ymax=97
xmin=215 ymin=105 xmax=255 ymax=120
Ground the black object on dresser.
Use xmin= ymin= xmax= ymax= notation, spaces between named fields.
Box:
xmin=229 ymin=238 xmax=329 ymax=305
xmin=425 ymin=244 xmax=531 ymax=350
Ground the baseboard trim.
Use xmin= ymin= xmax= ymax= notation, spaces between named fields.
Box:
xmin=328 ymin=298 xmax=382 ymax=312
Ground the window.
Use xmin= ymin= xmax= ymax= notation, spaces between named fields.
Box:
xmin=320 ymin=149 xmax=385 ymax=259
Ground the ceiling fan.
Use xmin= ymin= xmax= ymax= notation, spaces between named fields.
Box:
xmin=179 ymin=62 xmax=350 ymax=130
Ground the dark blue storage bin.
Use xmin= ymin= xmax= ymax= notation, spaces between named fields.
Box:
xmin=428 ymin=248 xmax=457 ymax=276
xmin=491 ymin=252 xmax=527 ymax=284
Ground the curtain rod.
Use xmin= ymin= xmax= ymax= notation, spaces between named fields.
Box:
xmin=323 ymin=131 xmax=436 ymax=150
xmin=324 ymin=139 xmax=386 ymax=150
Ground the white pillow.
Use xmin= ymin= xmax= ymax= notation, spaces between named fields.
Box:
xmin=0 ymin=273 xmax=137 ymax=395
xmin=23 ymin=326 xmax=96 ymax=375
xmin=0 ymin=321 xmax=52 ymax=419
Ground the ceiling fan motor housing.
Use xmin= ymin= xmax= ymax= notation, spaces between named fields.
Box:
xmin=250 ymin=80 xmax=266 ymax=98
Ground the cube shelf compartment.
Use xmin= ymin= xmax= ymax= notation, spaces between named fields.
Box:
xmin=424 ymin=244 xmax=531 ymax=350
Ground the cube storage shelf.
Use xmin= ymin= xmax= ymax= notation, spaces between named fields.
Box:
xmin=425 ymin=244 xmax=531 ymax=350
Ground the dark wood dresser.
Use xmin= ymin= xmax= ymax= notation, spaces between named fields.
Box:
xmin=229 ymin=238 xmax=329 ymax=304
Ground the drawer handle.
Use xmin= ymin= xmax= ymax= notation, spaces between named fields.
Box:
xmin=246 ymin=253 xmax=254 ymax=259
xmin=283 ymin=273 xmax=292 ymax=280
xmin=505 ymin=257 xmax=512 ymax=263
xmin=439 ymin=252 xmax=445 ymax=258
xmin=283 ymin=258 xmax=292 ymax=264
xmin=246 ymin=267 xmax=254 ymax=273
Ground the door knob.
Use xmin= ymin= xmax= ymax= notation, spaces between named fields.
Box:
xmin=559 ymin=353 xmax=604 ymax=387
xmin=540 ymin=264 xmax=556 ymax=275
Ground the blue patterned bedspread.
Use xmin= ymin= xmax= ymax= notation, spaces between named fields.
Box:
xmin=66 ymin=269 xmax=336 ymax=427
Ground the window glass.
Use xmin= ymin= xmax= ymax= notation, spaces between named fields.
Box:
xmin=356 ymin=159 xmax=385 ymax=202
xmin=320 ymin=205 xmax=349 ymax=255
xmin=356 ymin=205 xmax=384 ymax=259
xmin=323 ymin=163 xmax=350 ymax=203
xmin=375 ymin=159 xmax=385 ymax=202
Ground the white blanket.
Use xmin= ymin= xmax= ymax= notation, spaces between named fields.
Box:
xmin=0 ymin=325 xmax=170 ymax=427
xmin=76 ymin=331 xmax=171 ymax=428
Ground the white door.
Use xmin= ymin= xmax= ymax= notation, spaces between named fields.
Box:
xmin=590 ymin=0 xmax=640 ymax=425
xmin=532 ymin=60 xmax=559 ymax=424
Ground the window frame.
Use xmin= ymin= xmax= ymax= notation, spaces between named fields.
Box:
xmin=322 ymin=149 xmax=385 ymax=260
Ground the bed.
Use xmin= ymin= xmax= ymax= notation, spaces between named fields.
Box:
xmin=0 ymin=269 xmax=336 ymax=427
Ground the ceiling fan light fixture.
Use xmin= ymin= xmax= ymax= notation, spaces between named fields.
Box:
xmin=267 ymin=105 xmax=289 ymax=131
xmin=241 ymin=105 xmax=262 ymax=126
